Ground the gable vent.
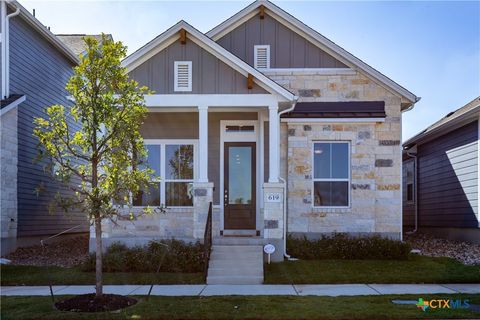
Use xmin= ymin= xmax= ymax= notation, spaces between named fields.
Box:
xmin=254 ymin=45 xmax=270 ymax=69
xmin=174 ymin=61 xmax=192 ymax=92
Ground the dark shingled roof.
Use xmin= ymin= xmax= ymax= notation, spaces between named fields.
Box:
xmin=281 ymin=101 xmax=386 ymax=118
xmin=1 ymin=94 xmax=24 ymax=109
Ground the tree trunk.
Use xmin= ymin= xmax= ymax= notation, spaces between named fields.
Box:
xmin=95 ymin=215 xmax=103 ymax=297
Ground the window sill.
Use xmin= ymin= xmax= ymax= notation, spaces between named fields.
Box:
xmin=311 ymin=207 xmax=352 ymax=214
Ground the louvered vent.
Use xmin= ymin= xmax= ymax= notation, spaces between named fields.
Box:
xmin=254 ymin=45 xmax=270 ymax=69
xmin=174 ymin=61 xmax=192 ymax=92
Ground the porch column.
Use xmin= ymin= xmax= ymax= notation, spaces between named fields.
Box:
xmin=268 ymin=104 xmax=279 ymax=183
xmin=198 ymin=105 xmax=209 ymax=183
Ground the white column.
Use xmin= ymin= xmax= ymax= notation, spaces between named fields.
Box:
xmin=198 ymin=105 xmax=209 ymax=183
xmin=268 ymin=104 xmax=279 ymax=183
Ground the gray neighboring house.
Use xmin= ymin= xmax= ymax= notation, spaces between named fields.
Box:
xmin=0 ymin=0 xmax=89 ymax=255
xmin=57 ymin=34 xmax=113 ymax=56
xmin=92 ymin=0 xmax=419 ymax=284
xmin=403 ymin=96 xmax=480 ymax=244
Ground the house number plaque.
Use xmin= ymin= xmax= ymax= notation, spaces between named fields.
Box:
xmin=265 ymin=192 xmax=282 ymax=203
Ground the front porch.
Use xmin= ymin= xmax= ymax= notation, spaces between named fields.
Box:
xmin=91 ymin=94 xmax=290 ymax=262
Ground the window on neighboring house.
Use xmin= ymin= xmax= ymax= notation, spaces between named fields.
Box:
xmin=133 ymin=141 xmax=196 ymax=207
xmin=174 ymin=61 xmax=192 ymax=92
xmin=406 ymin=183 xmax=414 ymax=202
xmin=404 ymin=160 xmax=415 ymax=204
xmin=254 ymin=45 xmax=270 ymax=69
xmin=313 ymin=142 xmax=350 ymax=207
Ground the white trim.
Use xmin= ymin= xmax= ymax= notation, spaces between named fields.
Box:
xmin=219 ymin=120 xmax=259 ymax=231
xmin=122 ymin=21 xmax=296 ymax=102
xmin=141 ymin=139 xmax=199 ymax=208
xmin=206 ymin=0 xmax=418 ymax=104
xmin=268 ymin=104 xmax=279 ymax=183
xmin=478 ymin=115 xmax=480 ymax=228
xmin=281 ymin=118 xmax=385 ymax=123
xmin=311 ymin=141 xmax=351 ymax=209
xmin=174 ymin=61 xmax=192 ymax=92
xmin=144 ymin=94 xmax=280 ymax=108
xmin=0 ymin=95 xmax=25 ymax=117
xmin=262 ymin=68 xmax=356 ymax=76
xmin=254 ymin=45 xmax=270 ymax=69
xmin=198 ymin=105 xmax=209 ymax=182
xmin=1 ymin=1 xmax=7 ymax=99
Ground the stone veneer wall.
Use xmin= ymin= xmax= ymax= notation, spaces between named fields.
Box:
xmin=1 ymin=108 xmax=18 ymax=255
xmin=265 ymin=70 xmax=403 ymax=238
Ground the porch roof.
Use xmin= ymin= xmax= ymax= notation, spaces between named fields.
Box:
xmin=281 ymin=101 xmax=386 ymax=119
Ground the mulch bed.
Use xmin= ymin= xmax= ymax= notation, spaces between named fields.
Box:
xmin=55 ymin=294 xmax=137 ymax=312
xmin=5 ymin=235 xmax=89 ymax=267
xmin=405 ymin=233 xmax=480 ymax=265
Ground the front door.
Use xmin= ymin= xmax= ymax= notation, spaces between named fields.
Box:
xmin=224 ymin=142 xmax=256 ymax=229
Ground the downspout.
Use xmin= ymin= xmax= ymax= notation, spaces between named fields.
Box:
xmin=405 ymin=148 xmax=418 ymax=234
xmin=5 ymin=1 xmax=20 ymax=98
xmin=277 ymin=97 xmax=298 ymax=260
xmin=1 ymin=1 xmax=7 ymax=99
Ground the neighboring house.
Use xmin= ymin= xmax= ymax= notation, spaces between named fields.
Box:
xmin=94 ymin=0 xmax=419 ymax=274
xmin=0 ymin=0 xmax=88 ymax=255
xmin=57 ymin=34 xmax=113 ymax=56
xmin=403 ymin=97 xmax=480 ymax=244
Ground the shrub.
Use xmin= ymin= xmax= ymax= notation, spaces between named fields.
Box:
xmin=82 ymin=239 xmax=204 ymax=273
xmin=287 ymin=234 xmax=411 ymax=260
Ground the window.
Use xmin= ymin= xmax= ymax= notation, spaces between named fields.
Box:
xmin=254 ymin=45 xmax=270 ymax=69
xmin=174 ymin=61 xmax=192 ymax=92
xmin=313 ymin=142 xmax=350 ymax=207
xmin=406 ymin=183 xmax=414 ymax=202
xmin=404 ymin=160 xmax=415 ymax=204
xmin=133 ymin=141 xmax=196 ymax=207
xmin=225 ymin=125 xmax=255 ymax=132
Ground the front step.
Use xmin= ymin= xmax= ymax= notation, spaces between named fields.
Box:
xmin=207 ymin=245 xmax=264 ymax=285
xmin=213 ymin=237 xmax=265 ymax=246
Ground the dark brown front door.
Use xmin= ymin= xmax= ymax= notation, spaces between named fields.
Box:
xmin=224 ymin=142 xmax=256 ymax=230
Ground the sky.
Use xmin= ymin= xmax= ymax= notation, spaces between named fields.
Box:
xmin=22 ymin=0 xmax=480 ymax=141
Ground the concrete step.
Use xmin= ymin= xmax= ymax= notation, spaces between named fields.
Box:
xmin=213 ymin=237 xmax=265 ymax=246
xmin=209 ymin=260 xmax=264 ymax=268
xmin=208 ymin=267 xmax=263 ymax=276
xmin=212 ymin=245 xmax=263 ymax=252
xmin=206 ymin=275 xmax=263 ymax=285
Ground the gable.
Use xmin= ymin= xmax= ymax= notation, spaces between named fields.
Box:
xmin=216 ymin=12 xmax=348 ymax=69
xmin=129 ymin=39 xmax=267 ymax=94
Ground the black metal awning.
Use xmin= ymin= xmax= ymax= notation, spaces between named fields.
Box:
xmin=281 ymin=101 xmax=386 ymax=118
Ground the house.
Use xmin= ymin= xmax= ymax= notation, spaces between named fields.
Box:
xmin=403 ymin=97 xmax=480 ymax=244
xmin=0 ymin=0 xmax=88 ymax=255
xmin=57 ymin=34 xmax=113 ymax=56
xmin=93 ymin=0 xmax=419 ymax=278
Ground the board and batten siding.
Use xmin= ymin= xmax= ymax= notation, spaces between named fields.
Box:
xmin=417 ymin=120 xmax=479 ymax=228
xmin=216 ymin=13 xmax=348 ymax=69
xmin=128 ymin=40 xmax=267 ymax=94
xmin=9 ymin=16 xmax=88 ymax=237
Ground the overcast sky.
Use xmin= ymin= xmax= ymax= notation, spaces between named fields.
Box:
xmin=22 ymin=0 xmax=480 ymax=141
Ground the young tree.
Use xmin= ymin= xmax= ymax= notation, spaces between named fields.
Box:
xmin=34 ymin=35 xmax=154 ymax=297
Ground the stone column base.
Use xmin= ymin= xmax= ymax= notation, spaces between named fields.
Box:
xmin=193 ymin=182 xmax=214 ymax=240
xmin=263 ymin=182 xmax=285 ymax=262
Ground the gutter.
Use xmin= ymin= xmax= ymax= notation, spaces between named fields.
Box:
xmin=277 ymin=97 xmax=299 ymax=261
xmin=5 ymin=1 xmax=20 ymax=98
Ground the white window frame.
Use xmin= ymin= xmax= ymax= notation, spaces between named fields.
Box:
xmin=135 ymin=139 xmax=198 ymax=208
xmin=312 ymin=141 xmax=351 ymax=209
xmin=174 ymin=61 xmax=192 ymax=92
xmin=254 ymin=45 xmax=270 ymax=69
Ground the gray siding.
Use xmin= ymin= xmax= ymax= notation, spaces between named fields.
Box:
xmin=141 ymin=112 xmax=262 ymax=204
xmin=9 ymin=16 xmax=87 ymax=236
xmin=216 ymin=13 xmax=348 ymax=69
xmin=402 ymin=159 xmax=415 ymax=229
xmin=416 ymin=121 xmax=478 ymax=228
xmin=129 ymin=40 xmax=267 ymax=94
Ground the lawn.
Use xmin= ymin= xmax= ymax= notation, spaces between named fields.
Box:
xmin=1 ymin=294 xmax=479 ymax=319
xmin=0 ymin=265 xmax=203 ymax=286
xmin=265 ymin=255 xmax=480 ymax=284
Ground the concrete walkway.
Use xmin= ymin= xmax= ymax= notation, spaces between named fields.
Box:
xmin=1 ymin=284 xmax=479 ymax=297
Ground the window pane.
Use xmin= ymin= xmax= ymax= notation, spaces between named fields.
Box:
xmin=313 ymin=143 xmax=330 ymax=179
xmin=166 ymin=182 xmax=193 ymax=206
xmin=314 ymin=181 xmax=349 ymax=207
xmin=407 ymin=183 xmax=413 ymax=202
xmin=133 ymin=182 xmax=160 ymax=206
xmin=140 ymin=145 xmax=160 ymax=175
xmin=331 ymin=143 xmax=349 ymax=179
xmin=166 ymin=145 xmax=194 ymax=180
xmin=228 ymin=146 xmax=252 ymax=204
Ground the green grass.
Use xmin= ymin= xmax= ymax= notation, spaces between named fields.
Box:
xmin=265 ymin=255 xmax=480 ymax=284
xmin=0 ymin=265 xmax=204 ymax=286
xmin=1 ymin=294 xmax=479 ymax=319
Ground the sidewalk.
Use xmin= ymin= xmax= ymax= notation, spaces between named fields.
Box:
xmin=1 ymin=284 xmax=479 ymax=297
